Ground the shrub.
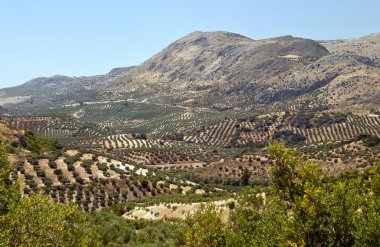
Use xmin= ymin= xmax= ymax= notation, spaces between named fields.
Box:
xmin=67 ymin=164 xmax=75 ymax=171
xmin=141 ymin=180 xmax=149 ymax=189
xmin=81 ymin=159 xmax=93 ymax=169
xmin=36 ymin=170 xmax=46 ymax=178
xmin=42 ymin=177 xmax=53 ymax=187
xmin=64 ymin=156 xmax=78 ymax=166
xmin=97 ymin=163 xmax=108 ymax=172
xmin=49 ymin=161 xmax=57 ymax=169
xmin=54 ymin=169 xmax=63 ymax=175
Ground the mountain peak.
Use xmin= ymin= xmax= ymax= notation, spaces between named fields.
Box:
xmin=172 ymin=31 xmax=253 ymax=47
xmin=107 ymin=66 xmax=137 ymax=76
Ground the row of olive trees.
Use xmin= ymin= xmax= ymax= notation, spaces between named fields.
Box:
xmin=0 ymin=139 xmax=186 ymax=246
xmin=0 ymin=141 xmax=100 ymax=246
xmin=183 ymin=142 xmax=380 ymax=247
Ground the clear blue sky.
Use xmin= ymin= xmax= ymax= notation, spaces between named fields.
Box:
xmin=0 ymin=0 xmax=379 ymax=88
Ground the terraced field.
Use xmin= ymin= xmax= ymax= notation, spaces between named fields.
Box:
xmin=2 ymin=116 xmax=104 ymax=138
xmin=181 ymin=113 xmax=380 ymax=148
xmin=3 ymin=104 xmax=380 ymax=194
xmin=285 ymin=115 xmax=380 ymax=144
xmin=14 ymin=149 xmax=203 ymax=211
xmin=4 ymin=108 xmax=380 ymax=150
xmin=75 ymin=134 xmax=171 ymax=149
xmin=184 ymin=120 xmax=238 ymax=147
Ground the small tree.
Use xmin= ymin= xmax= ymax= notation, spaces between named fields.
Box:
xmin=240 ymin=168 xmax=251 ymax=186
xmin=183 ymin=204 xmax=227 ymax=247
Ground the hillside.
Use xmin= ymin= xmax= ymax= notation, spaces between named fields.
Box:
xmin=266 ymin=52 xmax=380 ymax=112
xmin=0 ymin=121 xmax=206 ymax=212
xmin=321 ymin=33 xmax=380 ymax=66
xmin=0 ymin=66 xmax=136 ymax=107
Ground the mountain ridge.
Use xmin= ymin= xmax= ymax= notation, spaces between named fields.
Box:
xmin=1 ymin=30 xmax=379 ymax=113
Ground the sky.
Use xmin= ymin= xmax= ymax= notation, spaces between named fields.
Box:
xmin=0 ymin=0 xmax=379 ymax=88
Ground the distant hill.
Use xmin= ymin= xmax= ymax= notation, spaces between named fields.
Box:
xmin=0 ymin=66 xmax=136 ymax=107
xmin=314 ymin=33 xmax=380 ymax=112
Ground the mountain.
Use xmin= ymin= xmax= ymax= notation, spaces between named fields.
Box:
xmin=104 ymin=31 xmax=380 ymax=113
xmin=1 ymin=31 xmax=380 ymax=113
xmin=0 ymin=67 xmax=136 ymax=107
xmin=108 ymin=31 xmax=329 ymax=103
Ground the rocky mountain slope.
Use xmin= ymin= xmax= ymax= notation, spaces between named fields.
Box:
xmin=267 ymin=52 xmax=380 ymax=110
xmin=109 ymin=31 xmax=329 ymax=100
xmin=106 ymin=31 xmax=380 ymax=112
xmin=313 ymin=33 xmax=380 ymax=112
xmin=321 ymin=33 xmax=380 ymax=66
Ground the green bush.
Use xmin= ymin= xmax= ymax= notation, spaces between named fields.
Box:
xmin=64 ymin=156 xmax=79 ymax=165
xmin=90 ymin=210 xmax=185 ymax=246
xmin=97 ymin=163 xmax=108 ymax=172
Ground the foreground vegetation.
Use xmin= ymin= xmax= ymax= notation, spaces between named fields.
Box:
xmin=183 ymin=142 xmax=380 ymax=246
xmin=1 ymin=135 xmax=380 ymax=246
